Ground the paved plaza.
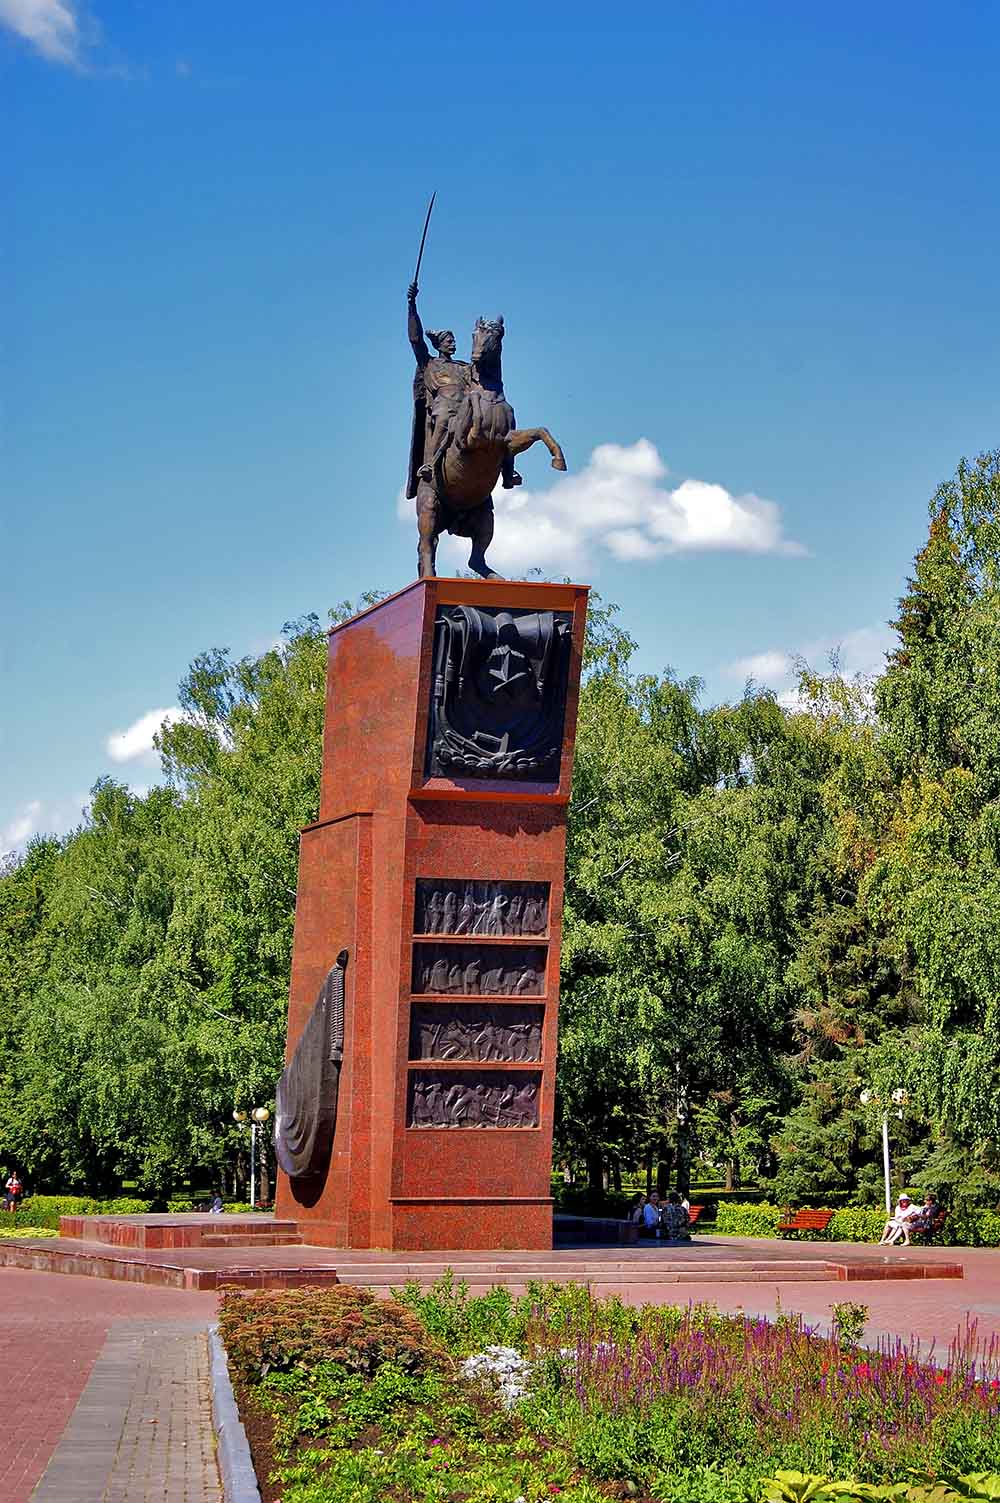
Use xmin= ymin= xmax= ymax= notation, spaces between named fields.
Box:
xmin=2 ymin=1270 xmax=217 ymax=1503
xmin=4 ymin=1239 xmax=999 ymax=1501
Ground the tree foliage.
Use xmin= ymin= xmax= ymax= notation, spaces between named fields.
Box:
xmin=2 ymin=459 xmax=999 ymax=1208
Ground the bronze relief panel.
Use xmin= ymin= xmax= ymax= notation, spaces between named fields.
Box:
xmin=415 ymin=879 xmax=549 ymax=937
xmin=412 ymin=943 xmax=546 ymax=997
xmin=425 ymin=605 xmax=572 ymax=779
xmin=408 ymin=1070 xmax=541 ymax=1128
xmin=409 ymin=1003 xmax=543 ymax=1062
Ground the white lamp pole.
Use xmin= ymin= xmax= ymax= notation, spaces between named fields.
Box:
xmin=860 ymin=1088 xmax=908 ymax=1215
xmin=234 ymin=1106 xmax=271 ymax=1208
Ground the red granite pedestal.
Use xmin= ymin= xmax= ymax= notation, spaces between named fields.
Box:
xmin=274 ymin=578 xmax=589 ymax=1250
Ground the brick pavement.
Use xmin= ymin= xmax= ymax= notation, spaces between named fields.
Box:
xmin=31 ymin=1322 xmax=221 ymax=1503
xmin=0 ymin=1269 xmax=216 ymax=1503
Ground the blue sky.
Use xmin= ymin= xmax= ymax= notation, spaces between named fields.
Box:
xmin=4 ymin=1 xmax=999 ymax=852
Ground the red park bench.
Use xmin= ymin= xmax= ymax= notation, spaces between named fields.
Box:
xmin=777 ymin=1208 xmax=835 ymax=1238
xmin=911 ymin=1207 xmax=948 ymax=1243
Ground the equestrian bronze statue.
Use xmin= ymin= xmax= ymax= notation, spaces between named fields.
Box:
xmin=407 ymin=282 xmax=567 ymax=580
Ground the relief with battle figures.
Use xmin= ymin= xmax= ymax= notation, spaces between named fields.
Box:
xmin=409 ymin=1003 xmax=543 ymax=1062
xmin=414 ymin=879 xmax=549 ymax=937
xmin=413 ymin=944 xmax=546 ymax=996
xmin=408 ymin=1070 xmax=541 ymax=1129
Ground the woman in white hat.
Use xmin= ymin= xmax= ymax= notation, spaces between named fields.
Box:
xmin=878 ymin=1193 xmax=921 ymax=1246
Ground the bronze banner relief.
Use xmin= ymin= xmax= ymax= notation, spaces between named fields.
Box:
xmin=408 ymin=1070 xmax=541 ymax=1128
xmin=415 ymin=878 xmax=549 ymax=937
xmin=410 ymin=1003 xmax=543 ymax=1062
xmin=274 ymin=949 xmax=348 ymax=1181
xmin=413 ymin=943 xmax=546 ymax=996
xmin=426 ymin=605 xmax=572 ymax=779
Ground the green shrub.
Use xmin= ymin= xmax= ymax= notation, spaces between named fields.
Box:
xmin=948 ymin=1206 xmax=1000 ymax=1248
xmin=830 ymin=1301 xmax=869 ymax=1348
xmin=714 ymin=1201 xmax=1000 ymax=1246
xmin=715 ymin=1201 xmax=784 ymax=1237
xmin=10 ymin=1194 xmax=151 ymax=1229
xmin=166 ymin=1198 xmax=255 ymax=1214
xmin=827 ymin=1208 xmax=886 ymax=1243
xmin=761 ymin=1469 xmax=1000 ymax=1501
xmin=18 ymin=1195 xmax=100 ymax=1221
xmin=218 ymin=1285 xmax=445 ymax=1387
xmin=0 ymin=1224 xmax=58 ymax=1239
xmin=553 ymin=1183 xmax=634 ymax=1218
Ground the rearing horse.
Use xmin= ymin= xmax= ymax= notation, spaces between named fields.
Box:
xmin=415 ymin=315 xmax=566 ymax=579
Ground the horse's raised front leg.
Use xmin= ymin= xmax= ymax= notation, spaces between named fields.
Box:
xmin=507 ymin=427 xmax=567 ymax=471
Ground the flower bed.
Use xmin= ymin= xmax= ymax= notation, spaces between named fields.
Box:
xmin=219 ymin=1277 xmax=1000 ymax=1502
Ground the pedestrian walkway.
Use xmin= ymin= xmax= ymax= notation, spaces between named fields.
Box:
xmin=31 ymin=1321 xmax=221 ymax=1503
xmin=0 ymin=1268 xmax=217 ymax=1503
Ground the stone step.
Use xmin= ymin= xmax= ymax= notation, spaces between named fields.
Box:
xmin=332 ymin=1258 xmax=828 ymax=1275
xmin=200 ymin=1233 xmax=304 ymax=1248
xmin=359 ymin=1276 xmax=831 ymax=1300
xmin=335 ymin=1263 xmax=837 ymax=1288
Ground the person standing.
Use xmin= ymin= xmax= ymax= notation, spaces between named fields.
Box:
xmin=4 ymin=1171 xmax=24 ymax=1212
xmin=643 ymin=1191 xmax=662 ymax=1239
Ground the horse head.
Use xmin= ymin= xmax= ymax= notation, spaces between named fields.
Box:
xmin=471 ymin=315 xmax=504 ymax=372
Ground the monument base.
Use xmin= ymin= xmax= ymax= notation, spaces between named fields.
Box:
xmin=0 ymin=1215 xmax=965 ymax=1291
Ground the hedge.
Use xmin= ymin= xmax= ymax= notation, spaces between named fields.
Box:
xmin=166 ymin=1199 xmax=255 ymax=1214
xmin=4 ymin=1195 xmax=153 ymax=1230
xmin=714 ymin=1200 xmax=1000 ymax=1246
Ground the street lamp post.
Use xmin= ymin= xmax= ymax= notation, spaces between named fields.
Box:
xmin=233 ymin=1106 xmax=271 ymax=1208
xmin=859 ymin=1088 xmax=908 ymax=1215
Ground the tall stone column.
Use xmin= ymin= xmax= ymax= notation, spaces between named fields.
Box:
xmin=274 ymin=577 xmax=588 ymax=1250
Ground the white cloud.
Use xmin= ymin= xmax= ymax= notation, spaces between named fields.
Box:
xmin=1 ymin=793 xmax=88 ymax=860
xmin=0 ymin=0 xmax=84 ymax=67
xmin=399 ymin=438 xmax=804 ymax=575
xmin=105 ymin=706 xmax=182 ymax=764
xmin=725 ymin=624 xmax=896 ymax=704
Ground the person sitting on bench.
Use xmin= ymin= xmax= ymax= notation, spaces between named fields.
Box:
xmin=661 ymin=1191 xmax=691 ymax=1242
xmin=878 ymin=1194 xmax=920 ymax=1246
xmin=910 ymin=1192 xmax=945 ymax=1240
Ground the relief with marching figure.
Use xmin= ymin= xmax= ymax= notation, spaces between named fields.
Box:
xmin=415 ymin=878 xmax=549 ymax=937
xmin=409 ymin=1003 xmax=543 ymax=1062
xmin=408 ymin=1071 xmax=541 ymax=1128
xmin=412 ymin=943 xmax=545 ymax=997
